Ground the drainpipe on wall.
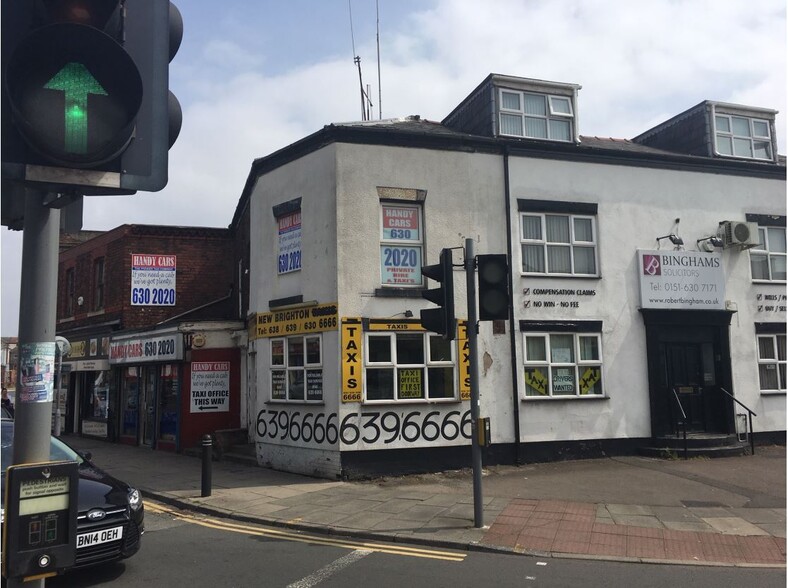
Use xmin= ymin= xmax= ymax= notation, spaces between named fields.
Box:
xmin=503 ymin=145 xmax=522 ymax=465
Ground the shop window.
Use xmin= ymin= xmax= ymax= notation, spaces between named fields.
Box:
xmin=757 ymin=334 xmax=786 ymax=393
xmin=380 ymin=202 xmax=423 ymax=287
xmin=751 ymin=226 xmax=786 ymax=282
xmin=120 ymin=367 xmax=139 ymax=437
xmin=93 ymin=257 xmax=105 ymax=310
xmin=364 ymin=332 xmax=455 ymax=402
xmin=523 ymin=332 xmax=603 ymax=397
xmin=159 ymin=364 xmax=179 ymax=442
xmin=270 ymin=335 xmax=322 ymax=402
xmin=520 ymin=213 xmax=598 ymax=276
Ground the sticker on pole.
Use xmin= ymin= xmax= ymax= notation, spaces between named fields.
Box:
xmin=19 ymin=342 xmax=56 ymax=403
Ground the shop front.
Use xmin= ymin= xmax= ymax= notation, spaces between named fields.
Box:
xmin=60 ymin=335 xmax=113 ymax=439
xmin=109 ymin=323 xmax=243 ymax=452
xmin=109 ymin=329 xmax=184 ymax=450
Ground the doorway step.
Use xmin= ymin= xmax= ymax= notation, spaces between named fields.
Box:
xmin=639 ymin=433 xmax=749 ymax=459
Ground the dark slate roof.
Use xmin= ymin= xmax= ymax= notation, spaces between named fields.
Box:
xmin=230 ymin=117 xmax=785 ymax=230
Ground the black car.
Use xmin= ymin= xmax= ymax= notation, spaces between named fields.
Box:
xmin=1 ymin=418 xmax=144 ymax=572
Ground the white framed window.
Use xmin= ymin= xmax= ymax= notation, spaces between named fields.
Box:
xmin=364 ymin=332 xmax=455 ymax=402
xmin=751 ymin=226 xmax=786 ymax=282
xmin=270 ymin=335 xmax=323 ymax=402
xmin=714 ymin=114 xmax=773 ymax=161
xmin=523 ymin=332 xmax=603 ymax=397
xmin=520 ymin=213 xmax=598 ymax=276
xmin=380 ymin=203 xmax=423 ymax=287
xmin=757 ymin=334 xmax=786 ymax=393
xmin=499 ymin=90 xmax=574 ymax=142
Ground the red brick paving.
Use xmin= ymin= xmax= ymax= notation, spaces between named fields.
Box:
xmin=482 ymin=498 xmax=786 ymax=565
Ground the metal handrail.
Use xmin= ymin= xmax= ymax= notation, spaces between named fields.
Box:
xmin=720 ymin=388 xmax=756 ymax=456
xmin=671 ymin=388 xmax=688 ymax=460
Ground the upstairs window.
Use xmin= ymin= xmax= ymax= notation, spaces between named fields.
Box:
xmin=520 ymin=213 xmax=598 ymax=276
xmin=714 ymin=115 xmax=772 ymax=160
xmin=380 ymin=203 xmax=423 ymax=287
xmin=500 ymin=90 xmax=574 ymax=141
xmin=93 ymin=258 xmax=105 ymax=311
xmin=751 ymin=226 xmax=786 ymax=282
xmin=65 ymin=267 xmax=75 ymax=316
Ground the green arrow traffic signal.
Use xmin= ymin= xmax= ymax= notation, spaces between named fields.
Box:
xmin=44 ymin=62 xmax=107 ymax=154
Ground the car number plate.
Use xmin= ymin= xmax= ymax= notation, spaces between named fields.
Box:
xmin=77 ymin=525 xmax=124 ymax=548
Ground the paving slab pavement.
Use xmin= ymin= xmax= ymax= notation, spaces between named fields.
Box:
xmin=62 ymin=435 xmax=786 ymax=568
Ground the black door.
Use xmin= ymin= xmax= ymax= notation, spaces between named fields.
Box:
xmin=663 ymin=342 xmax=706 ymax=432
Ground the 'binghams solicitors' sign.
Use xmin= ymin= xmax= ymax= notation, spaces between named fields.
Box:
xmin=638 ymin=250 xmax=725 ymax=310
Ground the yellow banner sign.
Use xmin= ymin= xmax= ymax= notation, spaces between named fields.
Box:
xmin=341 ymin=318 xmax=363 ymax=402
xmin=368 ymin=320 xmax=424 ymax=332
xmin=458 ymin=322 xmax=470 ymax=401
xmin=253 ymin=303 xmax=338 ymax=339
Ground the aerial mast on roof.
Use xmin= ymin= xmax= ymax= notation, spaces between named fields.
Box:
xmin=349 ymin=0 xmax=373 ymax=121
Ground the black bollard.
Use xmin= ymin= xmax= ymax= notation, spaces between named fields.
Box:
xmin=201 ymin=434 xmax=212 ymax=497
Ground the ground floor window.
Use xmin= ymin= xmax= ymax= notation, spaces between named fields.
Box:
xmin=757 ymin=333 xmax=786 ymax=392
xmin=524 ymin=332 xmax=603 ymax=397
xmin=270 ymin=335 xmax=323 ymax=402
xmin=159 ymin=364 xmax=179 ymax=442
xmin=364 ymin=332 xmax=455 ymax=402
xmin=120 ymin=367 xmax=139 ymax=437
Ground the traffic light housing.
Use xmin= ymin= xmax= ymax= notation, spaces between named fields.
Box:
xmin=420 ymin=248 xmax=456 ymax=340
xmin=1 ymin=0 xmax=182 ymax=196
xmin=478 ymin=254 xmax=509 ymax=321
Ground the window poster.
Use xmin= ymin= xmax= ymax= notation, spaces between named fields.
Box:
xmin=131 ymin=254 xmax=177 ymax=306
xmin=278 ymin=211 xmax=302 ymax=274
xmin=381 ymin=204 xmax=422 ymax=286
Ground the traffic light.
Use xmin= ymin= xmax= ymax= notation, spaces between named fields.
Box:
xmin=420 ymin=248 xmax=456 ymax=340
xmin=477 ymin=254 xmax=509 ymax=321
xmin=1 ymin=0 xmax=182 ymax=195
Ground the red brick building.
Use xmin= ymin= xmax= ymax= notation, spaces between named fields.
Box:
xmin=56 ymin=225 xmax=245 ymax=452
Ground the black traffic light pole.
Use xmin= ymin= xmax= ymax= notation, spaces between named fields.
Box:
xmin=464 ymin=238 xmax=485 ymax=528
xmin=9 ymin=190 xmax=61 ymax=588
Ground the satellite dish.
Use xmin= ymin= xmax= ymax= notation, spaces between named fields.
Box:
xmin=55 ymin=336 xmax=71 ymax=357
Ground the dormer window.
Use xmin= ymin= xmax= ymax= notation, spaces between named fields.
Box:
xmin=499 ymin=90 xmax=574 ymax=141
xmin=714 ymin=114 xmax=772 ymax=160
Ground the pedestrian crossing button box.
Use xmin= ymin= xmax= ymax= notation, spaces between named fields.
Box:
xmin=2 ymin=460 xmax=78 ymax=581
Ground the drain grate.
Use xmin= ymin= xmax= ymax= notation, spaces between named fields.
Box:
xmin=681 ymin=500 xmax=725 ymax=508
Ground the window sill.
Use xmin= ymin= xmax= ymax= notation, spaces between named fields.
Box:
xmin=374 ymin=287 xmax=424 ymax=298
xmin=522 ymin=395 xmax=608 ymax=402
xmin=760 ymin=391 xmax=786 ymax=396
xmin=519 ymin=274 xmax=602 ymax=280
xmin=265 ymin=400 xmax=325 ymax=406
xmin=751 ymin=280 xmax=787 ymax=285
xmin=87 ymin=310 xmax=105 ymax=317
xmin=363 ymin=398 xmax=461 ymax=406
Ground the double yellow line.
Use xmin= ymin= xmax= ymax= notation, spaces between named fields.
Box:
xmin=146 ymin=500 xmax=467 ymax=562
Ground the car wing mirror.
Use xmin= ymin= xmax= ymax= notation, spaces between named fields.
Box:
xmin=78 ymin=450 xmax=92 ymax=462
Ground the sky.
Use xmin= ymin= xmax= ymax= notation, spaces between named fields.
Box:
xmin=1 ymin=0 xmax=786 ymax=336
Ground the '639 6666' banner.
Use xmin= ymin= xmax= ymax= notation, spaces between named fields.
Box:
xmin=131 ymin=254 xmax=176 ymax=306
